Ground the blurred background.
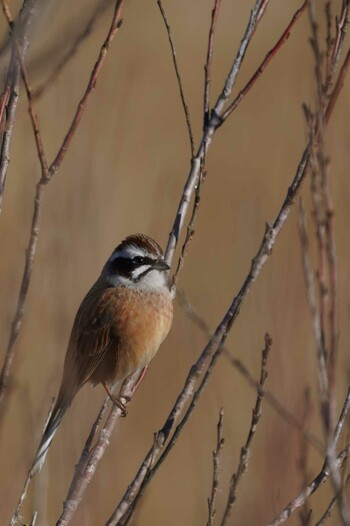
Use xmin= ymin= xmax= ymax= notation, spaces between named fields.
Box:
xmin=0 ymin=0 xmax=350 ymax=524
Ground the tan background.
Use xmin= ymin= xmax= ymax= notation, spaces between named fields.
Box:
xmin=1 ymin=0 xmax=349 ymax=524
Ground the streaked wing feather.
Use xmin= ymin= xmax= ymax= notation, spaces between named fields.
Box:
xmin=63 ymin=286 xmax=118 ymax=389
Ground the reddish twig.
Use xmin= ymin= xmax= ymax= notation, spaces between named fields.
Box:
xmin=326 ymin=0 xmax=350 ymax=90
xmin=49 ymin=1 xmax=124 ymax=175
xmin=221 ymin=1 xmax=308 ymax=122
xmin=221 ymin=334 xmax=271 ymax=525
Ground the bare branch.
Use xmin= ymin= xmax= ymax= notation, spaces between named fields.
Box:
xmin=207 ymin=408 xmax=225 ymax=526
xmin=49 ymin=0 xmax=125 ymax=175
xmin=10 ymin=398 xmax=56 ymax=526
xmin=297 ymin=388 xmax=312 ymax=526
xmin=221 ymin=334 xmax=271 ymax=525
xmin=334 ymin=388 xmax=350 ymax=446
xmin=204 ymin=0 xmax=221 ymax=127
xmin=157 ymin=0 xmax=195 ymax=158
xmin=222 ymin=1 xmax=307 ymax=122
xmin=170 ymin=169 xmax=204 ymax=296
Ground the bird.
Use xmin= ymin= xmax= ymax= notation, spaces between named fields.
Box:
xmin=30 ymin=233 xmax=173 ymax=476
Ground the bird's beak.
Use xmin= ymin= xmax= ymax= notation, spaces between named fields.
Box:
xmin=152 ymin=259 xmax=170 ymax=271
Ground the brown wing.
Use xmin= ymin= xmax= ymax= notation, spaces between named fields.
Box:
xmin=58 ymin=284 xmax=119 ymax=403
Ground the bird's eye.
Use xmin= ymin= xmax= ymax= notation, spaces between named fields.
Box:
xmin=133 ymin=256 xmax=145 ymax=265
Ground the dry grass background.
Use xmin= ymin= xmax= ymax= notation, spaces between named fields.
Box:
xmin=0 ymin=0 xmax=350 ymax=524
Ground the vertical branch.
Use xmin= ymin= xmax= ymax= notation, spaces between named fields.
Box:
xmin=156 ymin=0 xmax=195 ymax=158
xmin=297 ymin=388 xmax=312 ymax=526
xmin=220 ymin=334 xmax=271 ymax=525
xmin=207 ymin=408 xmax=225 ymax=526
xmin=170 ymin=169 xmax=204 ymax=296
xmin=204 ymin=0 xmax=221 ymax=127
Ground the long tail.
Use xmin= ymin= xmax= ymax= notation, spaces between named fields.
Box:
xmin=30 ymin=397 xmax=70 ymax=477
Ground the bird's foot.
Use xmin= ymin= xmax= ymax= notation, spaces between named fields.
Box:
xmin=102 ymin=382 xmax=129 ymax=417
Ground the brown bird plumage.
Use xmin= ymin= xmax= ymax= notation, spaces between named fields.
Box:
xmin=31 ymin=234 xmax=173 ymax=475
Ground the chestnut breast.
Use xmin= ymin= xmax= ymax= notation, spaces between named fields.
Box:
xmin=111 ymin=286 xmax=173 ymax=378
xmin=67 ymin=282 xmax=173 ymax=387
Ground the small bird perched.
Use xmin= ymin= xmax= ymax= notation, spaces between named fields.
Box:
xmin=30 ymin=233 xmax=173 ymax=476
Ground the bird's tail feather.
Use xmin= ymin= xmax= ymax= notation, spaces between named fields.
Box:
xmin=30 ymin=400 xmax=68 ymax=476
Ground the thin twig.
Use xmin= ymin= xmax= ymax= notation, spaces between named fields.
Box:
xmin=221 ymin=334 xmax=271 ymax=525
xmin=325 ymin=47 xmax=350 ymax=123
xmin=156 ymin=0 xmax=195 ymax=158
xmin=204 ymin=0 xmax=221 ymax=127
xmin=170 ymin=169 xmax=204 ymax=296
xmin=207 ymin=408 xmax=225 ymax=526
xmin=297 ymin=197 xmax=327 ymax=404
xmin=334 ymin=388 xmax=350 ymax=446
xmin=49 ymin=1 xmax=124 ymax=175
xmin=10 ymin=398 xmax=56 ymax=526
xmin=297 ymin=388 xmax=312 ymax=526
xmin=326 ymin=0 xmax=350 ymax=92
xmin=221 ymin=1 xmax=308 ymax=122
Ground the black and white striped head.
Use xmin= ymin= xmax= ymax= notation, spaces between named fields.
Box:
xmin=103 ymin=234 xmax=170 ymax=290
